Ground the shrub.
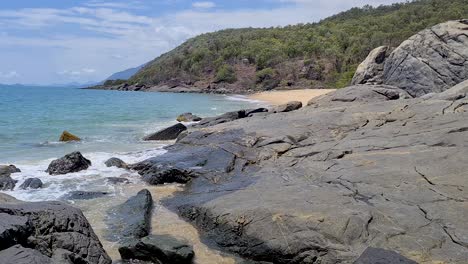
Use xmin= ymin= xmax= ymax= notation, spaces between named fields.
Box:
xmin=215 ymin=64 xmax=237 ymax=83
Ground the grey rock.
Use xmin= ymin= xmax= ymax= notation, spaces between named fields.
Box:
xmin=0 ymin=193 xmax=19 ymax=203
xmin=19 ymin=178 xmax=43 ymax=190
xmin=106 ymin=189 xmax=153 ymax=242
xmin=119 ymin=234 xmax=194 ymax=264
xmin=246 ymin=108 xmax=269 ymax=117
xmin=176 ymin=112 xmax=202 ymax=122
xmin=271 ymin=101 xmax=302 ymax=113
xmin=130 ymin=163 xmax=193 ymax=185
xmin=106 ymin=177 xmax=130 ymax=184
xmin=354 ymin=247 xmax=418 ymax=264
xmin=63 ymin=191 xmax=110 ymax=200
xmin=46 ymin=151 xmax=91 ymax=175
xmin=0 ymin=201 xmax=111 ymax=264
xmin=382 ymin=20 xmax=468 ymax=97
xmin=0 ymin=175 xmax=17 ymax=191
xmin=105 ymin=157 xmax=128 ymax=169
xmin=191 ymin=110 xmax=247 ymax=128
xmin=0 ymin=165 xmax=20 ymax=177
xmin=144 ymin=123 xmax=187 ymax=141
xmin=352 ymin=46 xmax=393 ymax=85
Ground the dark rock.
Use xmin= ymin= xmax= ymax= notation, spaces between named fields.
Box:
xmin=59 ymin=131 xmax=81 ymax=142
xmin=46 ymin=151 xmax=91 ymax=175
xmin=132 ymin=164 xmax=192 ymax=185
xmin=271 ymin=101 xmax=302 ymax=113
xmin=246 ymin=108 xmax=269 ymax=117
xmin=176 ymin=112 xmax=202 ymax=122
xmin=106 ymin=177 xmax=130 ymax=184
xmin=144 ymin=123 xmax=187 ymax=141
xmin=352 ymin=46 xmax=393 ymax=85
xmin=0 ymin=201 xmax=111 ymax=263
xmin=63 ymin=191 xmax=109 ymax=200
xmin=0 ymin=245 xmax=52 ymax=264
xmin=0 ymin=175 xmax=17 ymax=191
xmin=0 ymin=165 xmax=20 ymax=177
xmin=19 ymin=178 xmax=43 ymax=190
xmin=119 ymin=234 xmax=194 ymax=264
xmin=354 ymin=247 xmax=417 ymax=264
xmin=105 ymin=157 xmax=128 ymax=169
xmin=106 ymin=189 xmax=153 ymax=242
xmin=191 ymin=110 xmax=247 ymax=128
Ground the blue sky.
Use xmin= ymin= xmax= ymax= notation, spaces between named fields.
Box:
xmin=0 ymin=0 xmax=403 ymax=85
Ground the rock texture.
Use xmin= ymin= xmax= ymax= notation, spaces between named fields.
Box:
xmin=132 ymin=80 xmax=468 ymax=263
xmin=106 ymin=189 xmax=153 ymax=243
xmin=144 ymin=123 xmax=187 ymax=141
xmin=176 ymin=112 xmax=202 ymax=122
xmin=351 ymin=46 xmax=393 ymax=85
xmin=0 ymin=165 xmax=20 ymax=191
xmin=18 ymin=178 xmax=43 ymax=190
xmin=0 ymin=201 xmax=111 ymax=264
xmin=354 ymin=247 xmax=417 ymax=264
xmin=0 ymin=165 xmax=20 ymax=176
xmin=119 ymin=234 xmax=194 ymax=264
xmin=271 ymin=101 xmax=303 ymax=113
xmin=104 ymin=157 xmax=128 ymax=169
xmin=59 ymin=131 xmax=81 ymax=142
xmin=46 ymin=151 xmax=91 ymax=175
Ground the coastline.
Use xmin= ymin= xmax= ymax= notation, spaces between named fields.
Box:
xmin=247 ymin=88 xmax=336 ymax=105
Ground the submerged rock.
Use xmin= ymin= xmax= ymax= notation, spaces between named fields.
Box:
xmin=271 ymin=101 xmax=302 ymax=113
xmin=63 ymin=191 xmax=109 ymax=200
xmin=59 ymin=130 xmax=81 ymax=142
xmin=119 ymin=234 xmax=194 ymax=264
xmin=106 ymin=189 xmax=153 ymax=242
xmin=0 ymin=201 xmax=111 ymax=264
xmin=46 ymin=151 xmax=91 ymax=175
xmin=104 ymin=157 xmax=128 ymax=169
xmin=176 ymin=112 xmax=202 ymax=122
xmin=19 ymin=178 xmax=43 ymax=190
xmin=144 ymin=123 xmax=187 ymax=141
xmin=106 ymin=177 xmax=130 ymax=184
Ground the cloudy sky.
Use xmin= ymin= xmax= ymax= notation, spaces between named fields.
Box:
xmin=0 ymin=0 xmax=403 ymax=85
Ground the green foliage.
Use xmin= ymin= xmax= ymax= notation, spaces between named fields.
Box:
xmin=130 ymin=0 xmax=468 ymax=89
xmin=215 ymin=64 xmax=237 ymax=83
xmin=104 ymin=79 xmax=126 ymax=86
xmin=256 ymin=68 xmax=276 ymax=83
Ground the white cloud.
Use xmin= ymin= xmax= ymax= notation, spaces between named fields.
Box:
xmin=84 ymin=1 xmax=144 ymax=9
xmin=0 ymin=71 xmax=19 ymax=78
xmin=57 ymin=68 xmax=97 ymax=76
xmin=192 ymin=2 xmax=216 ymax=9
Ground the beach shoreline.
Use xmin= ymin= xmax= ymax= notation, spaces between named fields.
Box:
xmin=247 ymin=89 xmax=336 ymax=105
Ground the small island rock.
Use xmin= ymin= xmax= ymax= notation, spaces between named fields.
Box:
xmin=59 ymin=131 xmax=81 ymax=142
xmin=46 ymin=151 xmax=91 ymax=175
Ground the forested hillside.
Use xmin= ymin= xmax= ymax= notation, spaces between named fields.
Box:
xmin=127 ymin=0 xmax=468 ymax=92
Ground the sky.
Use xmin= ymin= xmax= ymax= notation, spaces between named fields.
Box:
xmin=0 ymin=0 xmax=404 ymax=85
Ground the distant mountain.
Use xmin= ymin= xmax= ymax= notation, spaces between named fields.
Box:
xmin=105 ymin=63 xmax=147 ymax=81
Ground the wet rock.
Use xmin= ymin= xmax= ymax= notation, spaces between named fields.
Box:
xmin=382 ymin=20 xmax=468 ymax=97
xmin=106 ymin=189 xmax=153 ymax=242
xmin=132 ymin=164 xmax=192 ymax=185
xmin=0 ymin=165 xmax=20 ymax=177
xmin=0 ymin=201 xmax=111 ymax=264
xmin=176 ymin=112 xmax=202 ymax=122
xmin=63 ymin=191 xmax=109 ymax=200
xmin=59 ymin=130 xmax=81 ymax=142
xmin=119 ymin=234 xmax=194 ymax=264
xmin=0 ymin=175 xmax=17 ymax=191
xmin=106 ymin=177 xmax=130 ymax=184
xmin=46 ymin=151 xmax=91 ymax=175
xmin=354 ymin=248 xmax=417 ymax=264
xmin=271 ymin=101 xmax=302 ymax=113
xmin=105 ymin=157 xmax=128 ymax=169
xmin=352 ymin=46 xmax=393 ymax=85
xmin=19 ymin=178 xmax=43 ymax=190
xmin=144 ymin=123 xmax=187 ymax=141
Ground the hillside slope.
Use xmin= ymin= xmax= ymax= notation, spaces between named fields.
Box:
xmin=103 ymin=0 xmax=468 ymax=93
xmin=105 ymin=63 xmax=147 ymax=81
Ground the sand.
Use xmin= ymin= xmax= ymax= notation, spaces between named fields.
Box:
xmin=248 ymin=89 xmax=336 ymax=106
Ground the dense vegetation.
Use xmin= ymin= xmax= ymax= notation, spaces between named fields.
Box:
xmin=129 ymin=0 xmax=468 ymax=91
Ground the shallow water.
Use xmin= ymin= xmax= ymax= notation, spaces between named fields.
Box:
xmin=0 ymin=85 xmax=262 ymax=262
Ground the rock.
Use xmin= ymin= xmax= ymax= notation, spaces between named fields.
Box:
xmin=0 ymin=175 xmax=17 ymax=191
xmin=354 ymin=247 xmax=418 ymax=264
xmin=0 ymin=201 xmax=111 ymax=264
xmin=176 ymin=112 xmax=202 ymax=122
xmin=63 ymin=191 xmax=109 ymax=200
xmin=106 ymin=189 xmax=153 ymax=242
xmin=0 ymin=193 xmax=19 ymax=203
xmin=0 ymin=165 xmax=20 ymax=177
xmin=0 ymin=245 xmax=52 ymax=264
xmin=18 ymin=178 xmax=43 ymax=190
xmin=46 ymin=151 xmax=91 ymax=175
xmin=351 ymin=46 xmax=393 ymax=85
xmin=59 ymin=130 xmax=81 ymax=142
xmin=191 ymin=110 xmax=247 ymax=128
xmin=144 ymin=123 xmax=187 ymax=141
xmin=246 ymin=108 xmax=269 ymax=117
xmin=104 ymin=157 xmax=128 ymax=169
xmin=381 ymin=20 xmax=468 ymax=97
xmin=271 ymin=101 xmax=302 ymax=113
xmin=119 ymin=234 xmax=194 ymax=264
xmin=106 ymin=177 xmax=130 ymax=184
xmin=131 ymin=163 xmax=193 ymax=185
xmin=432 ymin=79 xmax=468 ymax=101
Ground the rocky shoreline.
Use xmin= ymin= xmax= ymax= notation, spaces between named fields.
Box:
xmin=1 ymin=20 xmax=468 ymax=263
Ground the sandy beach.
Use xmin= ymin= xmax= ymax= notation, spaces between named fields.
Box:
xmin=248 ymin=89 xmax=336 ymax=105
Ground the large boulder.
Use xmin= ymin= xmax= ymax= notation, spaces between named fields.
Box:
xmin=0 ymin=165 xmax=20 ymax=177
xmin=46 ymin=151 xmax=91 ymax=175
xmin=18 ymin=178 xmax=43 ymax=190
xmin=144 ymin=123 xmax=187 ymax=141
xmin=106 ymin=189 xmax=153 ymax=243
xmin=119 ymin=234 xmax=194 ymax=264
xmin=271 ymin=101 xmax=303 ymax=113
xmin=0 ymin=201 xmax=111 ymax=264
xmin=104 ymin=157 xmax=128 ymax=169
xmin=176 ymin=112 xmax=202 ymax=122
xmin=381 ymin=20 xmax=468 ymax=97
xmin=351 ymin=46 xmax=393 ymax=85
xmin=130 ymin=163 xmax=193 ymax=185
xmin=191 ymin=110 xmax=247 ymax=128
xmin=0 ymin=175 xmax=17 ymax=191
xmin=59 ymin=130 xmax=81 ymax=142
